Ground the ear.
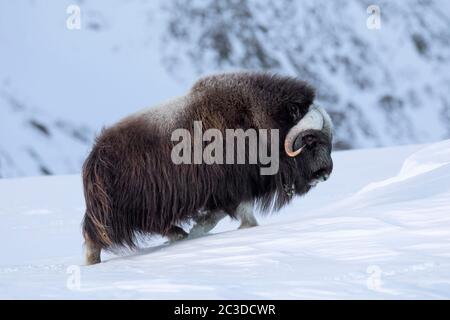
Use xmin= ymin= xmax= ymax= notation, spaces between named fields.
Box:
xmin=286 ymin=102 xmax=309 ymax=123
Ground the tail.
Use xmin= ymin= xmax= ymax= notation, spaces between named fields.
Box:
xmin=82 ymin=145 xmax=114 ymax=249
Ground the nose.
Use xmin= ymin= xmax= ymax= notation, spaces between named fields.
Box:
xmin=313 ymin=169 xmax=329 ymax=180
xmin=312 ymin=160 xmax=332 ymax=181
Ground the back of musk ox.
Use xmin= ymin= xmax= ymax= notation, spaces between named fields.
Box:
xmin=82 ymin=72 xmax=333 ymax=264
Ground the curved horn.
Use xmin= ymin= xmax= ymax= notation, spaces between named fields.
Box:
xmin=284 ymin=104 xmax=327 ymax=157
xmin=315 ymin=104 xmax=333 ymax=139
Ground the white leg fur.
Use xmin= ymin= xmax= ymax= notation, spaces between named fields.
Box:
xmin=189 ymin=210 xmax=227 ymax=237
xmin=236 ymin=201 xmax=258 ymax=229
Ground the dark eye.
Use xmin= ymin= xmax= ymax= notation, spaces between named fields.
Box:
xmin=303 ymin=134 xmax=317 ymax=146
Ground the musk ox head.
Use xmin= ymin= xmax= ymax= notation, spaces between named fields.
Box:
xmin=284 ymin=104 xmax=333 ymax=193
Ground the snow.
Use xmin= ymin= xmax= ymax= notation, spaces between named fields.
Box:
xmin=1 ymin=140 xmax=450 ymax=299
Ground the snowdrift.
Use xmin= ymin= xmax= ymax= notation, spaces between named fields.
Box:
xmin=0 ymin=140 xmax=449 ymax=299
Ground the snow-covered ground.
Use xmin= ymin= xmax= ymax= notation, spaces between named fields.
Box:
xmin=1 ymin=140 xmax=450 ymax=299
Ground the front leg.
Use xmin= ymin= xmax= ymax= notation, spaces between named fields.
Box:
xmin=236 ymin=201 xmax=258 ymax=229
xmin=189 ymin=210 xmax=227 ymax=237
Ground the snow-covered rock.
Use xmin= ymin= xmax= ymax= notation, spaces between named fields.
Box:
xmin=0 ymin=92 xmax=93 ymax=177
xmin=0 ymin=140 xmax=449 ymax=299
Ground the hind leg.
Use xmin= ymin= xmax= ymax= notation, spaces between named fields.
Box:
xmin=236 ymin=201 xmax=258 ymax=229
xmin=166 ymin=225 xmax=188 ymax=242
xmin=189 ymin=210 xmax=227 ymax=237
xmin=84 ymin=235 xmax=102 ymax=265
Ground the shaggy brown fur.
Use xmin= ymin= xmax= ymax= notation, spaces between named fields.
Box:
xmin=82 ymin=72 xmax=333 ymax=264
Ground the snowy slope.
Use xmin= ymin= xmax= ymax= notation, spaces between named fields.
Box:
xmin=1 ymin=0 xmax=450 ymax=178
xmin=1 ymin=140 xmax=450 ymax=299
xmin=0 ymin=92 xmax=93 ymax=177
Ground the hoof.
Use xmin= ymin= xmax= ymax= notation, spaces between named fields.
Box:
xmin=238 ymin=222 xmax=258 ymax=229
xmin=85 ymin=246 xmax=101 ymax=265
xmin=167 ymin=227 xmax=188 ymax=243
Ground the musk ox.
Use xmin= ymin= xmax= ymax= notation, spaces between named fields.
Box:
xmin=82 ymin=72 xmax=333 ymax=264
